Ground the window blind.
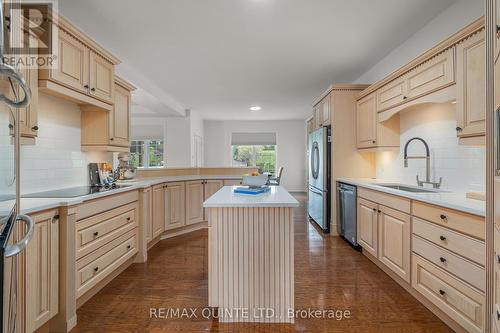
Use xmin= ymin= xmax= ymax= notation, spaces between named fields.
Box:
xmin=231 ymin=132 xmax=277 ymax=146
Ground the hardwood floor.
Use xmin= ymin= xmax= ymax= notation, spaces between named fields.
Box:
xmin=72 ymin=193 xmax=453 ymax=332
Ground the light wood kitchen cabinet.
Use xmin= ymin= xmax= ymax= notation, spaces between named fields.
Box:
xmin=204 ymin=180 xmax=224 ymax=200
xmin=313 ymin=105 xmax=322 ymax=129
xmin=89 ymin=51 xmax=114 ymax=104
xmin=223 ymin=179 xmax=243 ymax=186
xmin=25 ymin=210 xmax=59 ymax=333
xmin=164 ymin=182 xmax=186 ymax=230
xmin=38 ymin=17 xmax=120 ymax=111
xmin=306 ymin=118 xmax=314 ymax=133
xmin=80 ymin=76 xmax=136 ymax=152
xmin=321 ymin=97 xmax=331 ymax=126
xmin=357 ymin=198 xmax=378 ymax=257
xmin=378 ymin=205 xmax=410 ymax=283
xmin=47 ymin=28 xmax=89 ymax=94
xmin=109 ymin=77 xmax=133 ymax=147
xmin=152 ymin=184 xmax=165 ymax=238
xmin=356 ymin=93 xmax=377 ymax=148
xmin=186 ymin=180 xmax=205 ymax=225
xmin=405 ymin=48 xmax=455 ymax=101
xmin=376 ymin=76 xmax=407 ymax=112
xmin=142 ymin=188 xmax=153 ymax=244
xmin=456 ymin=29 xmax=486 ymax=138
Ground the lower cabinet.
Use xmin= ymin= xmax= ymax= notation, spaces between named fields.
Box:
xmin=25 ymin=210 xmax=59 ymax=333
xmin=164 ymin=182 xmax=186 ymax=230
xmin=203 ymin=180 xmax=224 ymax=219
xmin=152 ymin=184 xmax=165 ymax=238
xmin=378 ymin=205 xmax=410 ymax=283
xmin=186 ymin=180 xmax=205 ymax=225
xmin=357 ymin=198 xmax=378 ymax=257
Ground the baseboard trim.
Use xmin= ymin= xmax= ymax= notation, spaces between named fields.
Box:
xmin=161 ymin=222 xmax=208 ymax=239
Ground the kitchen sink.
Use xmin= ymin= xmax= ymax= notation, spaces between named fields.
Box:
xmin=375 ymin=184 xmax=441 ymax=193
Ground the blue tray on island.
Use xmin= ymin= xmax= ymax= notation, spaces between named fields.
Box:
xmin=233 ymin=186 xmax=271 ymax=195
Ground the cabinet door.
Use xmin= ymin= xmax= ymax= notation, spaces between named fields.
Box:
xmin=186 ymin=181 xmax=205 ymax=225
xmin=357 ymin=198 xmax=378 ymax=257
xmin=406 ymin=48 xmax=455 ymax=100
xmin=152 ymin=184 xmax=165 ymax=238
xmin=89 ymin=51 xmax=114 ymax=104
xmin=313 ymin=106 xmax=322 ymax=129
xmin=143 ymin=188 xmax=153 ymax=244
xmin=456 ymin=30 xmax=485 ymax=138
xmin=50 ymin=28 xmax=89 ymax=94
xmin=25 ymin=211 xmax=59 ymax=332
xmin=322 ymin=96 xmax=331 ymax=126
xmin=165 ymin=182 xmax=186 ymax=230
xmin=376 ymin=76 xmax=407 ymax=111
xmin=109 ymin=83 xmax=130 ymax=147
xmin=495 ymin=0 xmax=500 ymax=64
xmin=204 ymin=180 xmax=224 ymax=220
xmin=378 ymin=205 xmax=410 ymax=283
xmin=356 ymin=93 xmax=377 ymax=148
xmin=307 ymin=118 xmax=313 ymax=133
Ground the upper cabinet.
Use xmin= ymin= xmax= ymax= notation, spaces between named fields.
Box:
xmin=81 ymin=76 xmax=136 ymax=152
xmin=39 ymin=16 xmax=120 ymax=111
xmin=456 ymin=29 xmax=486 ymax=138
xmin=308 ymin=90 xmax=331 ymax=133
xmin=355 ymin=17 xmax=485 ymax=149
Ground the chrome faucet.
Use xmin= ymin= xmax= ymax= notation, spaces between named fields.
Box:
xmin=403 ymin=137 xmax=442 ymax=189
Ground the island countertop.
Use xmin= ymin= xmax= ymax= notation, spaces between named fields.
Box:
xmin=203 ymin=186 xmax=300 ymax=208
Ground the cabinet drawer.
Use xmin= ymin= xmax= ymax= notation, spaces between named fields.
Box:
xmin=412 ymin=235 xmax=484 ymax=291
xmin=76 ymin=202 xmax=138 ymax=259
xmin=412 ymin=255 xmax=484 ymax=333
xmin=412 ymin=217 xmax=485 ymax=266
xmin=76 ymin=229 xmax=137 ymax=298
xmin=358 ymin=187 xmax=410 ymax=214
xmin=412 ymin=201 xmax=484 ymax=240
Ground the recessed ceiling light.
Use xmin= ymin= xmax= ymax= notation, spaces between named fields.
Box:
xmin=250 ymin=106 xmax=262 ymax=111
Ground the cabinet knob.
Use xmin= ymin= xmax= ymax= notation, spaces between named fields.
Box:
xmin=377 ymin=209 xmax=381 ymax=213
xmin=372 ymin=208 xmax=377 ymax=212
xmin=84 ymin=84 xmax=89 ymax=89
xmin=372 ymin=140 xmax=376 ymax=144
xmin=439 ymin=214 xmax=447 ymax=221
xmin=91 ymin=87 xmax=96 ymax=92
xmin=8 ymin=124 xmax=13 ymax=130
xmin=94 ymin=231 xmax=99 ymax=237
xmin=127 ymin=217 xmax=131 ymax=221
xmin=455 ymin=127 xmax=462 ymax=132
xmin=497 ymin=310 xmax=500 ymax=320
xmin=110 ymin=138 xmax=114 ymax=141
xmin=403 ymin=96 xmax=407 ymax=100
xmin=439 ymin=289 xmax=445 ymax=296
xmin=31 ymin=125 xmax=38 ymax=131
xmin=497 ymin=254 xmax=500 ymax=264
xmin=94 ymin=267 xmax=99 ymax=272
xmin=439 ymin=235 xmax=446 ymax=241
xmin=439 ymin=257 xmax=446 ymax=263
xmin=53 ymin=214 xmax=60 ymax=220
xmin=127 ymin=245 xmax=131 ymax=250
xmin=497 ymin=25 xmax=500 ymax=34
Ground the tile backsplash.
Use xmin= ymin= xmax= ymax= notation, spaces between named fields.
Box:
xmin=375 ymin=102 xmax=485 ymax=192
xmin=19 ymin=94 xmax=112 ymax=193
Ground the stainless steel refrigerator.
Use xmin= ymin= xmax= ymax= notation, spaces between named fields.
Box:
xmin=307 ymin=126 xmax=331 ymax=233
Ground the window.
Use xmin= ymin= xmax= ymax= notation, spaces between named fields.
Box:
xmin=231 ymin=145 xmax=276 ymax=174
xmin=129 ymin=140 xmax=164 ymax=168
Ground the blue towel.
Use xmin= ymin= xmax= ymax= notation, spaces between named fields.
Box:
xmin=233 ymin=186 xmax=271 ymax=195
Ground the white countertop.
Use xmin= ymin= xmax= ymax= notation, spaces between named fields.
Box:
xmin=336 ymin=178 xmax=485 ymax=217
xmin=203 ymin=186 xmax=300 ymax=208
xmin=0 ymin=175 xmax=245 ymax=216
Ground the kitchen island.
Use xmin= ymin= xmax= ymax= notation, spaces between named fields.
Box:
xmin=203 ymin=186 xmax=299 ymax=323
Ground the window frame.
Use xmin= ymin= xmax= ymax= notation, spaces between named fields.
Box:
xmin=130 ymin=139 xmax=165 ymax=168
xmin=230 ymin=144 xmax=277 ymax=175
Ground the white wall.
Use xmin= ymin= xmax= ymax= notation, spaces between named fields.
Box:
xmin=189 ymin=110 xmax=204 ymax=166
xmin=204 ymin=120 xmax=306 ymax=192
xmin=376 ymin=103 xmax=485 ymax=192
xmin=19 ymin=94 xmax=112 ymax=193
xmin=355 ymin=0 xmax=483 ymax=84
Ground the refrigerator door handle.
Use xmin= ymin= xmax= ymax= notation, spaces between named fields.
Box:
xmin=309 ymin=187 xmax=324 ymax=195
xmin=2 ymin=214 xmax=34 ymax=257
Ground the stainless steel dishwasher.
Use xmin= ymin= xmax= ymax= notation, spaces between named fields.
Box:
xmin=337 ymin=183 xmax=358 ymax=247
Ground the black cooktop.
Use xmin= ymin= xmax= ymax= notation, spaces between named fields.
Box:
xmin=22 ymin=185 xmax=132 ymax=198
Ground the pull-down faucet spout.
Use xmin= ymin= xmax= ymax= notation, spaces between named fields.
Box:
xmin=403 ymin=137 xmax=441 ymax=189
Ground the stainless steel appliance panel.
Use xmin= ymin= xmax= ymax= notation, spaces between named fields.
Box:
xmin=337 ymin=183 xmax=358 ymax=246
xmin=308 ymin=127 xmax=327 ymax=191
xmin=308 ymin=185 xmax=327 ymax=230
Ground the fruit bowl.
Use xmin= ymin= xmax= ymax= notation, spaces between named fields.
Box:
xmin=242 ymin=175 xmax=268 ymax=188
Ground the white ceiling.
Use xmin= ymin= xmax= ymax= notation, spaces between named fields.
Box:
xmin=59 ymin=0 xmax=456 ymax=120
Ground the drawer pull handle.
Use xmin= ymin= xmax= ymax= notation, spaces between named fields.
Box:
xmin=94 ymin=267 xmax=99 ymax=272
xmin=93 ymin=231 xmax=99 ymax=237
xmin=439 ymin=214 xmax=447 ymax=221
xmin=439 ymin=257 xmax=446 ymax=263
xmin=439 ymin=289 xmax=445 ymax=296
xmin=439 ymin=235 xmax=446 ymax=241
